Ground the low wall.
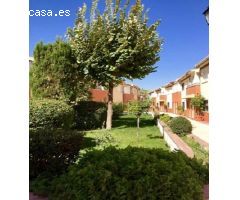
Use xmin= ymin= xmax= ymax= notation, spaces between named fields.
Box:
xmin=157 ymin=119 xmax=194 ymax=158
xmin=157 ymin=120 xmax=179 ymax=151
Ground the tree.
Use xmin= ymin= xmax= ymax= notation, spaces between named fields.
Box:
xmin=67 ymin=0 xmax=162 ymax=129
xmin=30 ymin=39 xmax=93 ymax=103
xmin=191 ymin=95 xmax=206 ymax=114
xmin=128 ymin=100 xmax=150 ymax=138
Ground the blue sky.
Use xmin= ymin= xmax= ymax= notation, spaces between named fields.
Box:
xmin=30 ymin=0 xmax=209 ymax=90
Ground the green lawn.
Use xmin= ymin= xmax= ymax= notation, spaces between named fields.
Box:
xmin=83 ymin=114 xmax=169 ymax=150
xmin=181 ymin=135 xmax=209 ymax=164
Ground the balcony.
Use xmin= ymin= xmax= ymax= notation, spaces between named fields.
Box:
xmin=186 ymin=84 xmax=200 ymax=96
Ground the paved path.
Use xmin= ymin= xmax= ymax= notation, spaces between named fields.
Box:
xmin=160 ymin=112 xmax=209 ymax=144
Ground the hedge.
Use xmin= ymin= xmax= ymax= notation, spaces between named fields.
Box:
xmin=44 ymin=147 xmax=208 ymax=200
xmin=29 ymin=129 xmax=84 ymax=180
xmin=73 ymin=101 xmax=107 ymax=130
xmin=159 ymin=114 xmax=172 ymax=124
xmin=169 ymin=116 xmax=192 ymax=135
xmin=30 ymin=99 xmax=74 ymax=130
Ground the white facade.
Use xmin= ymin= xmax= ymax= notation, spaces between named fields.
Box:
xmin=165 ymin=87 xmax=173 ymax=109
xmin=199 ymin=66 xmax=209 ymax=100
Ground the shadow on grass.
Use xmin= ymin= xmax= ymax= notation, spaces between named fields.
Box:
xmin=146 ymin=134 xmax=162 ymax=139
xmin=81 ymin=136 xmax=98 ymax=149
xmin=112 ymin=115 xmax=156 ymax=129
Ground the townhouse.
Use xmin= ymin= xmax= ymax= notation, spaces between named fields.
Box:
xmin=149 ymin=56 xmax=209 ymax=122
xmin=91 ymin=81 xmax=140 ymax=104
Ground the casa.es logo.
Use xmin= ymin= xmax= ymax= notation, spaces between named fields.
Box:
xmin=29 ymin=9 xmax=70 ymax=17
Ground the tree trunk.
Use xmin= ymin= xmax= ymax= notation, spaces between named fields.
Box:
xmin=106 ymin=82 xmax=113 ymax=130
xmin=137 ymin=117 xmax=140 ymax=138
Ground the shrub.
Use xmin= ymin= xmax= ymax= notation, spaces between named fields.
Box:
xmin=47 ymin=147 xmax=208 ymax=200
xmin=177 ymin=105 xmax=184 ymax=114
xmin=30 ymin=99 xmax=74 ymax=130
xmin=159 ymin=114 xmax=172 ymax=124
xmin=73 ymin=101 xmax=107 ymax=130
xmin=112 ymin=103 xmax=124 ymax=119
xmin=29 ymin=129 xmax=84 ymax=180
xmin=191 ymin=95 xmax=206 ymax=112
xmin=169 ymin=116 xmax=192 ymax=135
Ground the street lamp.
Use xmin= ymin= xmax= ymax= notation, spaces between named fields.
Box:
xmin=203 ymin=7 xmax=209 ymax=25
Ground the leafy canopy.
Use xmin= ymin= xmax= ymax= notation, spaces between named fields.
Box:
xmin=191 ymin=95 xmax=206 ymax=111
xmin=30 ymin=39 xmax=93 ymax=103
xmin=67 ymin=0 xmax=162 ymax=87
xmin=128 ymin=100 xmax=151 ymax=117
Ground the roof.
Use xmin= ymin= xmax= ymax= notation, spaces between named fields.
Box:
xmin=203 ymin=7 xmax=209 ymax=15
xmin=195 ymin=56 xmax=209 ymax=69
xmin=176 ymin=71 xmax=193 ymax=83
xmin=164 ymin=81 xmax=175 ymax=88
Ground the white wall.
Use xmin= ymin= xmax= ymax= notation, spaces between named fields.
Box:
xmin=123 ymin=85 xmax=131 ymax=94
xmin=166 ymin=87 xmax=173 ymax=108
xmin=172 ymin=82 xmax=181 ymax=93
xmin=157 ymin=120 xmax=179 ymax=151
xmin=149 ymin=91 xmax=157 ymax=99
xmin=200 ymin=66 xmax=209 ymax=99
xmin=192 ymin=70 xmax=200 ymax=84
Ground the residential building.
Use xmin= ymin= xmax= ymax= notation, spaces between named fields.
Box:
xmin=90 ymin=82 xmax=140 ymax=104
xmin=149 ymin=56 xmax=209 ymax=122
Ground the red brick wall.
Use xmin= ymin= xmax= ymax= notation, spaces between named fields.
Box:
xmin=167 ymin=108 xmax=173 ymax=113
xmin=172 ymin=92 xmax=181 ymax=103
xmin=203 ymin=112 xmax=209 ymax=122
xmin=186 ymin=85 xmax=201 ymax=96
xmin=123 ymin=93 xmax=134 ymax=104
xmin=160 ymin=95 xmax=167 ymax=101
xmin=195 ymin=112 xmax=209 ymax=122
xmin=90 ymin=89 xmax=108 ymax=102
xmin=172 ymin=92 xmax=182 ymax=114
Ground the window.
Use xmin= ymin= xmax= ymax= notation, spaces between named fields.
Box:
xmin=167 ymin=102 xmax=170 ymax=108
xmin=181 ymin=83 xmax=185 ymax=91
xmin=204 ymin=100 xmax=208 ymax=111
xmin=182 ymin=102 xmax=185 ymax=110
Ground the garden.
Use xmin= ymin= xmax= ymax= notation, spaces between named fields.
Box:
xmin=30 ymin=99 xmax=209 ymax=200
xmin=29 ymin=0 xmax=209 ymax=199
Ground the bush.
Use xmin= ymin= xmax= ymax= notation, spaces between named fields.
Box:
xmin=29 ymin=129 xmax=84 ymax=180
xmin=112 ymin=103 xmax=124 ymax=119
xmin=169 ymin=116 xmax=192 ymax=135
xmin=47 ymin=147 xmax=208 ymax=200
xmin=159 ymin=114 xmax=172 ymax=124
xmin=30 ymin=99 xmax=74 ymax=130
xmin=73 ymin=101 xmax=107 ymax=130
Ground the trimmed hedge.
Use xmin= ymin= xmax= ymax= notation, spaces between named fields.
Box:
xmin=46 ymin=147 xmax=208 ymax=200
xmin=29 ymin=129 xmax=84 ymax=180
xmin=73 ymin=101 xmax=107 ymax=130
xmin=169 ymin=116 xmax=192 ymax=135
xmin=30 ymin=99 xmax=74 ymax=130
xmin=159 ymin=114 xmax=172 ymax=124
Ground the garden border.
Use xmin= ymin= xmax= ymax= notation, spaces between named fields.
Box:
xmin=157 ymin=119 xmax=194 ymax=158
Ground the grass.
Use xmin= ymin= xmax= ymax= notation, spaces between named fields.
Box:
xmin=83 ymin=114 xmax=169 ymax=150
xmin=181 ymin=135 xmax=209 ymax=164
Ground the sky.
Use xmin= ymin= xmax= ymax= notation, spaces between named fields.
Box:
xmin=30 ymin=0 xmax=209 ymax=90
